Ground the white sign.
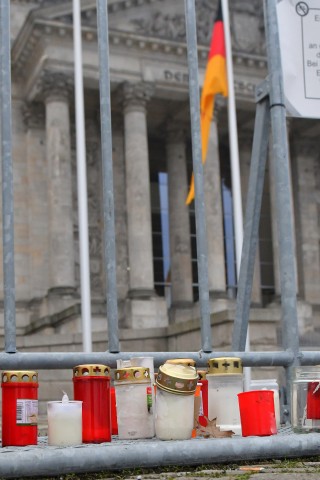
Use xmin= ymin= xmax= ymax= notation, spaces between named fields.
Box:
xmin=276 ymin=0 xmax=320 ymax=118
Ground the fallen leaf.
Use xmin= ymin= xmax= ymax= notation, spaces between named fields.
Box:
xmin=239 ymin=467 xmax=265 ymax=472
xmin=196 ymin=416 xmax=235 ymax=438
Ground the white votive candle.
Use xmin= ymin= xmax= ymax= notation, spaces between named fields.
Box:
xmin=47 ymin=400 xmax=82 ymax=446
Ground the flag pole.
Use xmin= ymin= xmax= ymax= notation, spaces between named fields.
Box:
xmin=73 ymin=0 xmax=92 ymax=352
xmin=221 ymin=0 xmax=251 ymax=390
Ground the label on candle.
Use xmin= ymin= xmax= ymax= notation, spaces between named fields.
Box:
xmin=146 ymin=387 xmax=153 ymax=413
xmin=16 ymin=399 xmax=38 ymax=425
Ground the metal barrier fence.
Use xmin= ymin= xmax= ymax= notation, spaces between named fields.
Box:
xmin=1 ymin=0 xmax=320 ymax=477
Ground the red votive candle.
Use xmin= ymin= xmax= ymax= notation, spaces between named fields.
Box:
xmin=110 ymin=386 xmax=118 ymax=435
xmin=73 ymin=364 xmax=111 ymax=443
xmin=307 ymin=381 xmax=320 ymax=419
xmin=2 ymin=370 xmax=38 ymax=447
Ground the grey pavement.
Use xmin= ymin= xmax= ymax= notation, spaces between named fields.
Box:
xmin=106 ymin=462 xmax=320 ymax=480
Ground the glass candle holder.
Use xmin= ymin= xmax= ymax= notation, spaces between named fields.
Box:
xmin=207 ymin=357 xmax=243 ymax=435
xmin=1 ymin=370 xmax=38 ymax=447
xmin=47 ymin=397 xmax=82 ymax=446
xmin=114 ymin=367 xmax=154 ymax=439
xmin=292 ymin=366 xmax=320 ymax=433
xmin=155 ymin=363 xmax=198 ymax=440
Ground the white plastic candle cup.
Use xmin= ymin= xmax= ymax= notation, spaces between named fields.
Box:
xmin=155 ymin=388 xmax=195 ymax=440
xmin=114 ymin=367 xmax=155 ymax=440
xmin=154 ymin=363 xmax=198 ymax=440
xmin=47 ymin=400 xmax=82 ymax=446
xmin=207 ymin=357 xmax=243 ymax=435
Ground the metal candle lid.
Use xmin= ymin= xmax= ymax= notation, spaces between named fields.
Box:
xmin=165 ymin=358 xmax=196 ymax=367
xmin=2 ymin=371 xmax=38 ymax=383
xmin=73 ymin=364 xmax=110 ymax=377
xmin=207 ymin=357 xmax=243 ymax=375
xmin=156 ymin=363 xmax=198 ymax=395
xmin=114 ymin=367 xmax=151 ymax=384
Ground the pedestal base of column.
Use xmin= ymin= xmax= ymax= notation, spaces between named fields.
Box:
xmin=169 ymin=302 xmax=193 ymax=324
xmin=124 ymin=296 xmax=168 ymax=329
xmin=39 ymin=286 xmax=77 ymax=319
xmin=190 ymin=295 xmax=235 ymax=325
xmin=296 ymin=299 xmax=313 ymax=336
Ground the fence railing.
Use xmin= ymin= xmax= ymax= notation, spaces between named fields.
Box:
xmin=0 ymin=0 xmax=320 ymax=476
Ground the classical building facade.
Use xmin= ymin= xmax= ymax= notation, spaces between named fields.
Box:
xmin=2 ymin=0 xmax=320 ymax=364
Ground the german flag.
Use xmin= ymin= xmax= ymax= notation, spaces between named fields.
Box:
xmin=186 ymin=1 xmax=228 ymax=205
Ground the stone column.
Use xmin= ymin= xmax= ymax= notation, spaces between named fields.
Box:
xmin=23 ymin=102 xmax=49 ymax=299
xmin=292 ymin=140 xmax=320 ymax=306
xmin=204 ymin=115 xmax=227 ymax=301
xmin=112 ymin=115 xmax=129 ymax=326
xmin=123 ymin=82 xmax=167 ymax=328
xmin=123 ymin=82 xmax=154 ymax=296
xmin=43 ymin=73 xmax=75 ymax=292
xmin=239 ymin=130 xmax=262 ymax=305
xmin=166 ymin=123 xmax=193 ymax=322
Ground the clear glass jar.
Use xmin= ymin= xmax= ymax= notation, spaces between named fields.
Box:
xmin=207 ymin=357 xmax=243 ymax=435
xmin=292 ymin=366 xmax=320 ymax=433
xmin=114 ymin=367 xmax=154 ymax=439
xmin=155 ymin=363 xmax=198 ymax=440
xmin=250 ymin=379 xmax=281 ymax=429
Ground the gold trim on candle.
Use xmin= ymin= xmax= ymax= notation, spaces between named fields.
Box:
xmin=156 ymin=363 xmax=198 ymax=395
xmin=73 ymin=364 xmax=110 ymax=377
xmin=2 ymin=371 xmax=38 ymax=383
xmin=207 ymin=357 xmax=243 ymax=375
xmin=114 ymin=367 xmax=151 ymax=384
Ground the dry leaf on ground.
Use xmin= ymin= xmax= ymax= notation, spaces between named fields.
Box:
xmin=196 ymin=416 xmax=235 ymax=438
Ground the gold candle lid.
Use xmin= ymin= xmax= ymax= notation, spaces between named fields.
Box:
xmin=2 ymin=371 xmax=38 ymax=383
xmin=73 ymin=364 xmax=110 ymax=377
xmin=207 ymin=357 xmax=243 ymax=375
xmin=156 ymin=363 xmax=198 ymax=395
xmin=165 ymin=358 xmax=196 ymax=367
xmin=114 ymin=367 xmax=151 ymax=384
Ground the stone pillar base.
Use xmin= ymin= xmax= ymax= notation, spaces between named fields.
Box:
xmin=169 ymin=302 xmax=193 ymax=324
xmin=296 ymin=299 xmax=313 ymax=335
xmin=125 ymin=296 xmax=168 ymax=329
xmin=38 ymin=287 xmax=77 ymax=319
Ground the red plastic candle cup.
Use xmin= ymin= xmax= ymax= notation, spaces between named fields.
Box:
xmin=2 ymin=371 xmax=39 ymax=447
xmin=307 ymin=382 xmax=320 ymax=419
xmin=110 ymin=386 xmax=118 ymax=435
xmin=73 ymin=364 xmax=111 ymax=443
xmin=238 ymin=390 xmax=277 ymax=437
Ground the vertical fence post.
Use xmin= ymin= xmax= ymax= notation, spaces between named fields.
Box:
xmin=264 ymin=0 xmax=300 ymax=418
xmin=184 ymin=0 xmax=212 ymax=353
xmin=0 ymin=0 xmax=16 ymax=353
xmin=96 ymin=0 xmax=119 ymax=353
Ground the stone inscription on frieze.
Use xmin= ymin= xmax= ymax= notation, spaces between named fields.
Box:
xmin=164 ymin=70 xmax=189 ymax=83
xmin=143 ymin=62 xmax=192 ymax=85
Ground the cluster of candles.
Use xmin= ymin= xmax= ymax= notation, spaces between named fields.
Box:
xmin=4 ymin=358 xmax=320 ymax=447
